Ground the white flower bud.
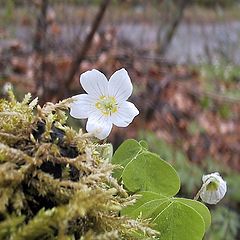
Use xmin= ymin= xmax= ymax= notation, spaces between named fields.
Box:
xmin=200 ymin=172 xmax=227 ymax=205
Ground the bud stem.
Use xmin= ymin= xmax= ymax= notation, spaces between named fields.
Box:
xmin=194 ymin=179 xmax=211 ymax=201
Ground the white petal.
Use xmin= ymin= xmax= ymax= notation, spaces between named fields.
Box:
xmin=200 ymin=188 xmax=213 ymax=204
xmin=108 ymin=68 xmax=133 ymax=102
xmin=202 ymin=172 xmax=220 ymax=183
xmin=111 ymin=101 xmax=139 ymax=127
xmin=200 ymin=190 xmax=219 ymax=205
xmin=69 ymin=94 xmax=97 ymax=119
xmin=218 ymin=180 xmax=227 ymax=197
xmin=80 ymin=69 xmax=108 ymax=97
xmin=86 ymin=115 xmax=112 ymax=140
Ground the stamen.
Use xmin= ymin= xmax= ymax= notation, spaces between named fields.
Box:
xmin=95 ymin=96 xmax=118 ymax=116
xmin=206 ymin=180 xmax=219 ymax=191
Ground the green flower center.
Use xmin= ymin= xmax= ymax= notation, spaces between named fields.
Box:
xmin=95 ymin=96 xmax=118 ymax=116
xmin=206 ymin=180 xmax=219 ymax=191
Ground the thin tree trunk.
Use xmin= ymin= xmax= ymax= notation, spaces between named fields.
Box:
xmin=63 ymin=0 xmax=111 ymax=94
xmin=33 ymin=0 xmax=48 ymax=102
xmin=156 ymin=0 xmax=190 ymax=56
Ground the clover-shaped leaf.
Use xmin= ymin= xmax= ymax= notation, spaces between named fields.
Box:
xmin=121 ymin=191 xmax=168 ymax=219
xmin=122 ymin=152 xmax=180 ymax=196
xmin=112 ymin=140 xmax=180 ymax=196
xmin=123 ymin=192 xmax=211 ymax=240
xmin=112 ymin=139 xmax=143 ymax=180
xmin=112 ymin=139 xmax=211 ymax=240
xmin=176 ymin=198 xmax=211 ymax=231
xmin=152 ymin=200 xmax=205 ymax=240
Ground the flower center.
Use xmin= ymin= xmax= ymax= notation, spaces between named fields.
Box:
xmin=206 ymin=180 xmax=219 ymax=191
xmin=95 ymin=96 xmax=118 ymax=116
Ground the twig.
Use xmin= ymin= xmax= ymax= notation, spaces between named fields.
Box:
xmin=156 ymin=0 xmax=190 ymax=55
xmin=33 ymin=0 xmax=49 ymax=103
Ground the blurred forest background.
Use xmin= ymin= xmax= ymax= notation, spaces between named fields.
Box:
xmin=0 ymin=0 xmax=240 ymax=239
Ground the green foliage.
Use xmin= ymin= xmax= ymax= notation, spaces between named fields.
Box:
xmin=176 ymin=198 xmax=211 ymax=231
xmin=122 ymin=152 xmax=180 ymax=196
xmin=152 ymin=201 xmax=205 ymax=240
xmin=111 ymin=139 xmax=144 ymax=180
xmin=138 ymin=131 xmax=240 ymax=239
xmin=122 ymin=192 xmax=211 ymax=232
xmin=3 ymin=0 xmax=14 ymax=23
xmin=218 ymin=104 xmax=232 ymax=119
xmin=138 ymin=131 xmax=203 ymax=194
xmin=0 ymin=92 xmax=157 ymax=240
xmin=199 ymin=63 xmax=240 ymax=91
xmin=112 ymin=139 xmax=180 ymax=196
xmin=225 ymin=174 xmax=240 ymax=202
xmin=200 ymin=96 xmax=213 ymax=110
xmin=205 ymin=207 xmax=239 ymax=240
xmin=112 ymin=139 xmax=211 ymax=240
xmin=199 ymin=63 xmax=240 ymax=110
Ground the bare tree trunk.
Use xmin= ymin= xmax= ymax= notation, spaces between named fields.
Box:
xmin=33 ymin=0 xmax=48 ymax=102
xmin=156 ymin=0 xmax=190 ymax=56
xmin=62 ymin=0 xmax=111 ymax=96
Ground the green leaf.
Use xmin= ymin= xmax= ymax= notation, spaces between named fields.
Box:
xmin=111 ymin=139 xmax=143 ymax=179
xmin=121 ymin=191 xmax=168 ymax=219
xmin=122 ymin=193 xmax=211 ymax=231
xmin=139 ymin=140 xmax=148 ymax=150
xmin=122 ymin=193 xmax=207 ymax=240
xmin=153 ymin=201 xmax=205 ymax=240
xmin=122 ymin=152 xmax=180 ymax=196
xmin=175 ymin=198 xmax=211 ymax=231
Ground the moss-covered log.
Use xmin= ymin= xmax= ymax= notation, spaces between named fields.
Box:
xmin=0 ymin=92 xmax=157 ymax=240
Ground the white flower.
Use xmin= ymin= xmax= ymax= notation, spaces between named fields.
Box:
xmin=200 ymin=172 xmax=227 ymax=205
xmin=70 ymin=68 xmax=139 ymax=140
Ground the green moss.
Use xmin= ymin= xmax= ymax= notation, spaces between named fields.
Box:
xmin=0 ymin=91 xmax=157 ymax=240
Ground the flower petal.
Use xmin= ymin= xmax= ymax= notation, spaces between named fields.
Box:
xmin=200 ymin=189 xmax=220 ymax=205
xmin=111 ymin=101 xmax=139 ymax=127
xmin=108 ymin=68 xmax=133 ymax=102
xmin=70 ymin=94 xmax=97 ymax=119
xmin=80 ymin=69 xmax=108 ymax=97
xmin=218 ymin=181 xmax=227 ymax=196
xmin=202 ymin=172 xmax=220 ymax=183
xmin=86 ymin=115 xmax=112 ymax=140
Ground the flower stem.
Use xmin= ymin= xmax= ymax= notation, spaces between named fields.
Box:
xmin=194 ymin=179 xmax=211 ymax=201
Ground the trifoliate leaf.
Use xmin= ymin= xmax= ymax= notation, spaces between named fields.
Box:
xmin=139 ymin=140 xmax=148 ymax=150
xmin=122 ymin=152 xmax=180 ymax=196
xmin=122 ymin=192 xmax=207 ymax=240
xmin=112 ymin=139 xmax=143 ymax=179
xmin=152 ymin=201 xmax=205 ymax=240
xmin=175 ymin=198 xmax=211 ymax=231
xmin=121 ymin=191 xmax=168 ymax=219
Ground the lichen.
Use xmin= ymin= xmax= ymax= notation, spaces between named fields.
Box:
xmin=0 ymin=91 xmax=158 ymax=240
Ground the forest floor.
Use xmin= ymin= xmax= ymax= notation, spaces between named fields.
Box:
xmin=0 ymin=3 xmax=240 ymax=171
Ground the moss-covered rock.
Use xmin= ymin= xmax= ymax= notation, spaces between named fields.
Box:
xmin=0 ymin=92 xmax=157 ymax=240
